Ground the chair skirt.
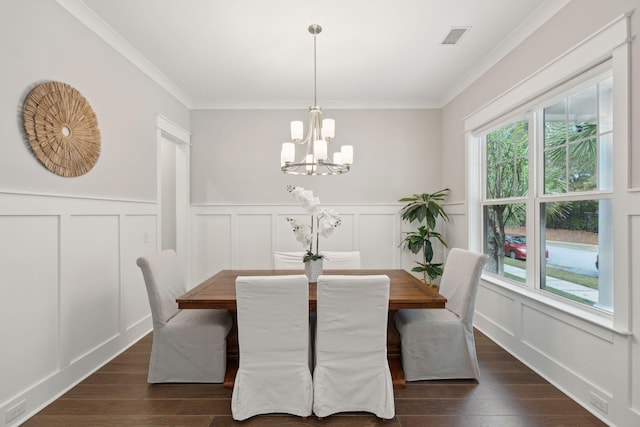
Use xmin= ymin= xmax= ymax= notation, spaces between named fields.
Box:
xmin=148 ymin=309 xmax=232 ymax=383
xmin=394 ymin=308 xmax=479 ymax=381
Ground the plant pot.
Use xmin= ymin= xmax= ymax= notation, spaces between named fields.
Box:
xmin=305 ymin=258 xmax=323 ymax=283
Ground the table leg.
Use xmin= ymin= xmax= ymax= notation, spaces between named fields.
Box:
xmin=223 ymin=311 xmax=238 ymax=389
xmin=387 ymin=309 xmax=406 ymax=389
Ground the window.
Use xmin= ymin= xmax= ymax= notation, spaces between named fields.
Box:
xmin=483 ymin=119 xmax=529 ymax=280
xmin=466 ymin=15 xmax=630 ymax=324
xmin=480 ymin=74 xmax=613 ymax=312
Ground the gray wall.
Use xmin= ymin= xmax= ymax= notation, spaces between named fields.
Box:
xmin=190 ymin=108 xmax=442 ymax=204
xmin=1 ymin=0 xmax=189 ymax=200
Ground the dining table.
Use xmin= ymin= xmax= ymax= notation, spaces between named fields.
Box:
xmin=177 ymin=269 xmax=447 ymax=389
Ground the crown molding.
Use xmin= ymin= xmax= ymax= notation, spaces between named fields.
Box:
xmin=56 ymin=0 xmax=568 ymax=111
xmin=439 ymin=0 xmax=570 ymax=107
xmin=56 ymin=0 xmax=193 ymax=108
xmin=190 ymin=98 xmax=443 ymax=110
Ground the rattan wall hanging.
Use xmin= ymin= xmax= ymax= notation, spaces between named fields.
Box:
xmin=22 ymin=81 xmax=101 ymax=177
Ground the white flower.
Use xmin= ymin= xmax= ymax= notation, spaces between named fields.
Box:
xmin=288 ymin=185 xmax=319 ymax=214
xmin=317 ymin=208 xmax=341 ymax=238
xmin=286 ymin=217 xmax=312 ymax=247
xmin=286 ymin=186 xmax=341 ymax=256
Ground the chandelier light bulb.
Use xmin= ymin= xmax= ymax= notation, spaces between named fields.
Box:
xmin=281 ymin=142 xmax=295 ymax=163
xmin=291 ymin=121 xmax=303 ymax=141
xmin=314 ymin=139 xmax=327 ymax=161
xmin=333 ymin=152 xmax=342 ymax=164
xmin=322 ymin=119 xmax=335 ymax=139
xmin=341 ymin=145 xmax=354 ymax=165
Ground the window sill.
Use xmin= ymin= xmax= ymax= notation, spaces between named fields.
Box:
xmin=480 ymin=273 xmax=630 ymax=336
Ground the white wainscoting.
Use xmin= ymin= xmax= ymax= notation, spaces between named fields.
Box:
xmin=475 ymin=283 xmax=625 ymax=424
xmin=466 ymin=210 xmax=640 ymax=427
xmin=189 ymin=203 xmax=440 ymax=285
xmin=0 ymin=191 xmax=157 ymax=426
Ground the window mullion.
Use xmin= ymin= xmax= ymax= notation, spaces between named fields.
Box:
xmin=530 ymin=110 xmax=541 ymax=291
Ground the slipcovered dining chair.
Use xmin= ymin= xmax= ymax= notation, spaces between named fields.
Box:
xmin=321 ymin=250 xmax=361 ymax=269
xmin=273 ymin=251 xmax=305 ymax=269
xmin=136 ymin=249 xmax=232 ymax=383
xmin=394 ymin=248 xmax=489 ymax=381
xmin=273 ymin=250 xmax=361 ymax=270
xmin=313 ymin=275 xmax=395 ymax=419
xmin=232 ymin=275 xmax=313 ymax=420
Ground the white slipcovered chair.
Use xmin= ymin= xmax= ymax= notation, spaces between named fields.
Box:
xmin=321 ymin=250 xmax=361 ymax=269
xmin=273 ymin=251 xmax=305 ymax=269
xmin=136 ymin=250 xmax=232 ymax=383
xmin=313 ymin=275 xmax=395 ymax=419
xmin=273 ymin=250 xmax=361 ymax=270
xmin=231 ymin=275 xmax=313 ymax=420
xmin=394 ymin=248 xmax=489 ymax=381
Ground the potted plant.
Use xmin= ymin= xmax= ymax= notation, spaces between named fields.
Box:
xmin=286 ymin=185 xmax=341 ymax=281
xmin=399 ymin=189 xmax=450 ymax=285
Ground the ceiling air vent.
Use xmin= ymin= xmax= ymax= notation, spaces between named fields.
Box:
xmin=441 ymin=27 xmax=469 ymax=45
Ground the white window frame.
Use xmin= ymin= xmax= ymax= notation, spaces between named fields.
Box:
xmin=465 ymin=13 xmax=631 ymax=331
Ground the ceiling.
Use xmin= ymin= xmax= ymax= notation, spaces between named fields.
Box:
xmin=62 ymin=0 xmax=568 ymax=109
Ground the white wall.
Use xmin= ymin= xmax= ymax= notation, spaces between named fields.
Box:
xmin=0 ymin=1 xmax=189 ymax=425
xmin=441 ymin=1 xmax=640 ymax=426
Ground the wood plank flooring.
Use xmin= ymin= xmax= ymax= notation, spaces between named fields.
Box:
xmin=23 ymin=330 xmax=607 ymax=426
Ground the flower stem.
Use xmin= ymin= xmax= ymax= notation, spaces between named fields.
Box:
xmin=316 ymin=216 xmax=320 ymax=256
xmin=310 ymin=214 xmax=314 ymax=254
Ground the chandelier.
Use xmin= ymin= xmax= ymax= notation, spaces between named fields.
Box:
xmin=280 ymin=24 xmax=353 ymax=175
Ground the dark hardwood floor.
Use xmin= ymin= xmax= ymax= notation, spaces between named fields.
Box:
xmin=24 ymin=330 xmax=607 ymax=426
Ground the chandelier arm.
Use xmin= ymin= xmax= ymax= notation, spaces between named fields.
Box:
xmin=295 ymin=109 xmax=318 ymax=163
xmin=311 ymin=109 xmax=320 ymax=144
xmin=324 ymin=163 xmax=350 ymax=174
xmin=282 ymin=160 xmax=349 ymax=175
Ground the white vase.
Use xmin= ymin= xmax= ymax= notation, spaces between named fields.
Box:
xmin=305 ymin=258 xmax=323 ymax=282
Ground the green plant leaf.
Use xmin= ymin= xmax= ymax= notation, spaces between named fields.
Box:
xmin=399 ymin=189 xmax=450 ymax=282
xmin=303 ymin=250 xmax=323 ymax=262
xmin=424 ymin=240 xmax=433 ymax=263
xmin=425 ymin=263 xmax=444 ymax=280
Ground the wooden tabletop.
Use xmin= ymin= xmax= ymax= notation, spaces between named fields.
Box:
xmin=177 ymin=269 xmax=446 ymax=310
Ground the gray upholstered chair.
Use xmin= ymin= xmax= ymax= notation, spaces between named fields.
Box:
xmin=313 ymin=275 xmax=395 ymax=419
xmin=232 ymin=275 xmax=313 ymax=420
xmin=394 ymin=248 xmax=489 ymax=380
xmin=136 ymin=249 xmax=232 ymax=383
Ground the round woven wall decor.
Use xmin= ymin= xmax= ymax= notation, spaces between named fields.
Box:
xmin=22 ymin=81 xmax=101 ymax=177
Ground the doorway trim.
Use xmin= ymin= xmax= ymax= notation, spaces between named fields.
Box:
xmin=157 ymin=114 xmax=191 ymax=283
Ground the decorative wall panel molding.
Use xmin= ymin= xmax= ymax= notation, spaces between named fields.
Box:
xmin=0 ymin=191 xmax=156 ymax=424
xmin=190 ymin=204 xmax=412 ymax=284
